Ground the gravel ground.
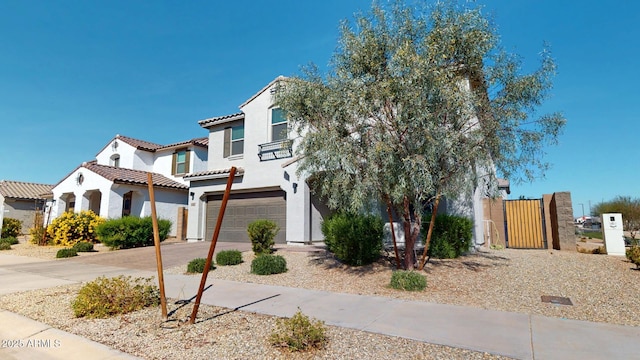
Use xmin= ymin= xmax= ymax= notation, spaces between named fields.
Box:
xmin=1 ymin=239 xmax=639 ymax=359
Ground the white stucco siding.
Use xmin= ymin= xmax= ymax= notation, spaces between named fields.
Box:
xmin=132 ymin=150 xmax=154 ymax=172
xmin=96 ymin=140 xmax=137 ymax=168
xmin=191 ymin=147 xmax=208 ymax=173
xmin=51 ymin=168 xmax=115 ymax=219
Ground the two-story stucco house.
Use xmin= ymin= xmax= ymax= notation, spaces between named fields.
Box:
xmin=49 ymin=134 xmax=208 ymax=237
xmin=186 ymin=77 xmax=330 ymax=244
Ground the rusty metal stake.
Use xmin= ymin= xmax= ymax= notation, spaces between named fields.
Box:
xmin=147 ymin=172 xmax=168 ymax=319
xmin=189 ymin=166 xmax=237 ymax=324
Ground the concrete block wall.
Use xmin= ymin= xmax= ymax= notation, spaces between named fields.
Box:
xmin=551 ymin=191 xmax=575 ymax=251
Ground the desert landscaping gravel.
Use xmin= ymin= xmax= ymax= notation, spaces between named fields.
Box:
xmin=1 ymin=240 xmax=639 ymax=359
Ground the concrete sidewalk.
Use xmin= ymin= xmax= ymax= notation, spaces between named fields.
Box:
xmin=2 ymin=252 xmax=640 ymax=359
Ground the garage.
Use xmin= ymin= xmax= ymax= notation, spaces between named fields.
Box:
xmin=205 ymin=191 xmax=286 ymax=243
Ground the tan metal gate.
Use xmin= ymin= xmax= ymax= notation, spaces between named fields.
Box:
xmin=504 ymin=199 xmax=547 ymax=249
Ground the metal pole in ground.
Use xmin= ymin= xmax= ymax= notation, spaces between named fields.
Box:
xmin=147 ymin=172 xmax=168 ymax=320
xmin=189 ymin=166 xmax=237 ymax=324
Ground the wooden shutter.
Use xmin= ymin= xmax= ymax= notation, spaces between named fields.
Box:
xmin=223 ymin=128 xmax=231 ymax=158
xmin=185 ymin=150 xmax=191 ymax=173
xmin=171 ymin=153 xmax=177 ymax=175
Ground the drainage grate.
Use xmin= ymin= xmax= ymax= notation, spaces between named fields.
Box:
xmin=541 ymin=295 xmax=573 ymax=306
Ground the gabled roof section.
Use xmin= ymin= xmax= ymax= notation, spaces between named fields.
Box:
xmin=239 ymin=75 xmax=286 ymax=108
xmin=157 ymin=137 xmax=209 ymax=150
xmin=0 ymin=180 xmax=53 ymax=200
xmin=115 ymin=134 xmax=163 ymax=151
xmin=82 ymin=161 xmax=188 ymax=190
xmin=184 ymin=167 xmax=244 ymax=181
xmin=198 ymin=112 xmax=245 ymax=129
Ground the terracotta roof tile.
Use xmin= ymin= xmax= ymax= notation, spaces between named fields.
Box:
xmin=115 ymin=134 xmax=163 ymax=151
xmin=198 ymin=112 xmax=244 ymax=128
xmin=158 ymin=137 xmax=209 ymax=150
xmin=82 ymin=163 xmax=188 ymax=190
xmin=0 ymin=180 xmax=53 ymax=200
xmin=184 ymin=167 xmax=244 ymax=180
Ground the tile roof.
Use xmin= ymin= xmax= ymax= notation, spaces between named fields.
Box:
xmin=0 ymin=180 xmax=53 ymax=200
xmin=115 ymin=134 xmax=164 ymax=151
xmin=184 ymin=167 xmax=244 ymax=180
xmin=198 ymin=112 xmax=245 ymax=128
xmin=158 ymin=137 xmax=209 ymax=150
xmin=82 ymin=162 xmax=188 ymax=190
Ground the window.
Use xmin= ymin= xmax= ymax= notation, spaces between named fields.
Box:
xmin=224 ymin=125 xmax=244 ymax=157
xmin=271 ymin=108 xmax=288 ymax=141
xmin=110 ymin=155 xmax=120 ymax=168
xmin=122 ymin=191 xmax=132 ymax=217
xmin=172 ymin=149 xmax=190 ymax=175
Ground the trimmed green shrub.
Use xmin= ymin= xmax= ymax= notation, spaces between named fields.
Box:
xmin=96 ymin=216 xmax=171 ymax=249
xmin=390 ymin=270 xmax=427 ymax=291
xmin=2 ymin=218 xmax=23 ymax=238
xmin=247 ymin=219 xmax=279 ymax=255
xmin=321 ymin=212 xmax=383 ymax=266
xmin=423 ymin=214 xmax=473 ymax=259
xmin=187 ymin=258 xmax=215 ymax=273
xmin=56 ymin=248 xmax=78 ymax=258
xmin=0 ymin=242 xmax=11 ymax=250
xmin=72 ymin=276 xmax=159 ymax=318
xmin=29 ymin=225 xmax=49 ymax=246
xmin=0 ymin=236 xmax=19 ymax=245
xmin=269 ymin=310 xmax=327 ymax=352
xmin=626 ymin=246 xmax=640 ymax=269
xmin=251 ymin=254 xmax=287 ymax=275
xmin=72 ymin=241 xmax=95 ymax=252
xmin=216 ymin=249 xmax=243 ymax=266
xmin=47 ymin=210 xmax=105 ymax=246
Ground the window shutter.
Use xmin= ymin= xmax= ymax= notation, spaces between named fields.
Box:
xmin=171 ymin=153 xmax=177 ymax=175
xmin=185 ymin=150 xmax=191 ymax=173
xmin=223 ymin=128 xmax=231 ymax=158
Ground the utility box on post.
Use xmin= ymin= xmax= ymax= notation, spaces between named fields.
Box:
xmin=602 ymin=213 xmax=625 ymax=256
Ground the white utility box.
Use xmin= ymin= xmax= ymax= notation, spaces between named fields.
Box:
xmin=602 ymin=213 xmax=625 ymax=256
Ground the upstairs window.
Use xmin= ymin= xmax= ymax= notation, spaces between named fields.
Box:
xmin=172 ymin=149 xmax=190 ymax=175
xmin=271 ymin=108 xmax=288 ymax=141
xmin=224 ymin=125 xmax=244 ymax=157
xmin=110 ymin=154 xmax=120 ymax=168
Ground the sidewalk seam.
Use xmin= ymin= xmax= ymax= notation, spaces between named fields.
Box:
xmin=528 ymin=315 xmax=535 ymax=360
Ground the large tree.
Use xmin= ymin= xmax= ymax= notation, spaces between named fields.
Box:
xmin=592 ymin=196 xmax=640 ymax=241
xmin=276 ymin=1 xmax=565 ymax=269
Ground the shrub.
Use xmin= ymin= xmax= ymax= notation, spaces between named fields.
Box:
xmin=389 ymin=270 xmax=427 ymax=291
xmin=187 ymin=258 xmax=215 ymax=273
xmin=2 ymin=218 xmax=22 ymax=238
xmin=0 ymin=242 xmax=11 ymax=250
xmin=72 ymin=276 xmax=159 ymax=318
xmin=72 ymin=241 xmax=95 ymax=252
xmin=321 ymin=212 xmax=383 ymax=266
xmin=47 ymin=210 xmax=105 ymax=246
xmin=0 ymin=236 xmax=19 ymax=245
xmin=247 ymin=219 xmax=279 ymax=255
xmin=251 ymin=254 xmax=287 ymax=275
xmin=423 ymin=214 xmax=473 ymax=259
xmin=216 ymin=250 xmax=243 ymax=266
xmin=96 ymin=216 xmax=171 ymax=249
xmin=626 ymin=246 xmax=640 ymax=269
xmin=29 ymin=225 xmax=49 ymax=246
xmin=269 ymin=310 xmax=327 ymax=352
xmin=56 ymin=248 xmax=78 ymax=258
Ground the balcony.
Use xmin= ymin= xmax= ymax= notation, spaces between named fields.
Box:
xmin=258 ymin=139 xmax=293 ymax=161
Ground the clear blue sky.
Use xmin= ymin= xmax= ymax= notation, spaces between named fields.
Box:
xmin=1 ymin=0 xmax=637 ymax=218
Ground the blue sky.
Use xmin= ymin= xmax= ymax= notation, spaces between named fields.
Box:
xmin=0 ymin=0 xmax=637 ymax=218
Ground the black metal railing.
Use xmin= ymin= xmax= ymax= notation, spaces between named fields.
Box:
xmin=258 ymin=139 xmax=293 ymax=161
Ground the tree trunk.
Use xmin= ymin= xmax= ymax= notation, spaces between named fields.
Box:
xmin=385 ymin=197 xmax=402 ymax=269
xmin=418 ymin=194 xmax=441 ymax=270
xmin=402 ymin=196 xmax=415 ymax=270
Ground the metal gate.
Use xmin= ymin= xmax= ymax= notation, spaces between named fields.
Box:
xmin=504 ymin=199 xmax=547 ymax=249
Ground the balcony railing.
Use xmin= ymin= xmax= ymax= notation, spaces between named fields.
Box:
xmin=258 ymin=139 xmax=293 ymax=161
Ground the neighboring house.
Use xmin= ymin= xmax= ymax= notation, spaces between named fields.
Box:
xmin=0 ymin=180 xmax=53 ymax=235
xmin=186 ymin=77 xmax=330 ymax=244
xmin=49 ymin=134 xmax=208 ymax=237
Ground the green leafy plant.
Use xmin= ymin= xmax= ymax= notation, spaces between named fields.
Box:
xmin=251 ymin=254 xmax=287 ymax=275
xmin=56 ymin=248 xmax=78 ymax=258
xmin=2 ymin=218 xmax=23 ymax=238
xmin=0 ymin=242 xmax=11 ymax=251
xmin=626 ymin=246 xmax=640 ymax=269
xmin=269 ymin=310 xmax=327 ymax=352
xmin=321 ymin=212 xmax=383 ymax=266
xmin=46 ymin=210 xmax=105 ymax=246
xmin=247 ymin=219 xmax=279 ymax=255
xmin=0 ymin=236 xmax=19 ymax=245
xmin=423 ymin=214 xmax=473 ymax=259
xmin=389 ymin=270 xmax=427 ymax=291
xmin=216 ymin=250 xmax=243 ymax=266
xmin=72 ymin=241 xmax=95 ymax=252
xmin=187 ymin=258 xmax=215 ymax=273
xmin=95 ymin=216 xmax=171 ymax=249
xmin=29 ymin=224 xmax=49 ymax=246
xmin=72 ymin=276 xmax=159 ymax=318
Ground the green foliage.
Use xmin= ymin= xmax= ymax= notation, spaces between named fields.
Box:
xmin=423 ymin=214 xmax=473 ymax=259
xmin=251 ymin=254 xmax=287 ymax=275
xmin=187 ymin=258 xmax=215 ymax=273
xmin=47 ymin=210 xmax=105 ymax=246
xmin=581 ymin=231 xmax=603 ymax=240
xmin=592 ymin=196 xmax=640 ymax=240
xmin=0 ymin=242 xmax=11 ymax=250
xmin=72 ymin=276 xmax=159 ymax=318
xmin=269 ymin=310 xmax=327 ymax=352
xmin=56 ymin=248 xmax=78 ymax=258
xmin=2 ymin=218 xmax=22 ymax=238
xmin=0 ymin=236 xmax=19 ymax=245
xmin=321 ymin=212 xmax=383 ymax=266
xmin=626 ymin=246 xmax=640 ymax=269
xmin=29 ymin=225 xmax=49 ymax=246
xmin=247 ymin=219 xmax=279 ymax=255
xmin=216 ymin=250 xmax=243 ymax=266
xmin=95 ymin=216 xmax=171 ymax=249
xmin=389 ymin=270 xmax=427 ymax=291
xmin=72 ymin=241 xmax=94 ymax=252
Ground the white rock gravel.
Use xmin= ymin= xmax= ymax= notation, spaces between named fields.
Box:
xmin=2 ymin=240 xmax=639 ymax=359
